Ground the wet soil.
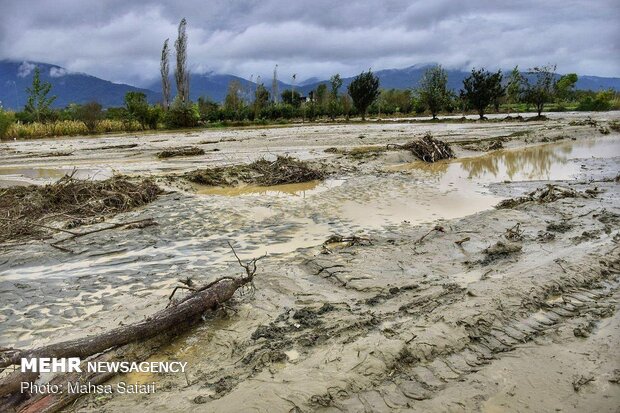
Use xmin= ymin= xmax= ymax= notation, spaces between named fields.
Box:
xmin=0 ymin=112 xmax=619 ymax=412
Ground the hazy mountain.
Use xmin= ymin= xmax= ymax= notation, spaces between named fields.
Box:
xmin=295 ymin=64 xmax=620 ymax=95
xmin=1 ymin=60 xmax=619 ymax=110
xmin=0 ymin=60 xmax=160 ymax=110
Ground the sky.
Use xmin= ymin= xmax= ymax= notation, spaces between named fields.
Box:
xmin=1 ymin=0 xmax=619 ymax=87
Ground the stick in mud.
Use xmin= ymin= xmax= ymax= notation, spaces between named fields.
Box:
xmin=0 ymin=244 xmax=265 ymax=409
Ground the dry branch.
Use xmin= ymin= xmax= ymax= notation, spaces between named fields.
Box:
xmin=0 ymin=176 xmax=161 ymax=242
xmin=390 ymin=133 xmax=454 ymax=163
xmin=156 ymin=146 xmax=205 ymax=159
xmin=0 ymin=248 xmax=262 ymax=369
xmin=184 ymin=156 xmax=324 ymax=187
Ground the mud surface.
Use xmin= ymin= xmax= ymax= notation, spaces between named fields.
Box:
xmin=0 ymin=112 xmax=619 ymax=412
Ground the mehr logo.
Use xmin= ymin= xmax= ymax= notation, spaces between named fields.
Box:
xmin=21 ymin=358 xmax=82 ymax=373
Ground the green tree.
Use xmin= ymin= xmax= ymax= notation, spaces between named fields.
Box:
xmin=75 ymin=101 xmax=103 ymax=133
xmin=174 ymin=18 xmax=189 ymax=102
xmin=328 ymin=74 xmax=343 ymax=120
xmin=418 ymin=65 xmax=449 ymax=119
xmin=555 ymin=73 xmax=578 ymax=102
xmin=165 ymin=96 xmax=199 ymax=128
xmin=522 ymin=64 xmax=557 ymax=116
xmin=379 ymin=89 xmax=413 ymax=114
xmin=124 ymin=91 xmax=150 ymax=129
xmin=329 ymin=74 xmax=343 ymax=97
xmin=281 ymin=89 xmax=302 ymax=107
xmin=348 ymin=70 xmax=380 ymax=120
xmin=160 ymin=39 xmax=171 ymax=110
xmin=197 ymin=96 xmax=220 ymax=122
xmin=506 ymin=66 xmax=523 ymax=105
xmin=0 ymin=107 xmax=14 ymax=139
xmin=25 ymin=67 xmax=56 ymax=122
xmin=460 ymin=68 xmax=503 ymax=119
xmin=340 ymin=94 xmax=352 ymax=121
xmin=316 ymin=83 xmax=328 ymax=113
xmin=224 ymin=80 xmax=244 ymax=119
xmin=254 ymin=84 xmax=270 ymax=118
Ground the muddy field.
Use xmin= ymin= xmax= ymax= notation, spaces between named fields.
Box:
xmin=1 ymin=112 xmax=619 ymax=412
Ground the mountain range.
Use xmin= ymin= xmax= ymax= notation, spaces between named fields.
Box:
xmin=2 ymin=60 xmax=619 ymax=110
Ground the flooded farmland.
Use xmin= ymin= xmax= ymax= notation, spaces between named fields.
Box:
xmin=1 ymin=112 xmax=619 ymax=412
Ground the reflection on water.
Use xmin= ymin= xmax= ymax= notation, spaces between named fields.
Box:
xmin=0 ymin=167 xmax=112 ymax=187
xmin=194 ymin=180 xmax=321 ymax=196
xmin=193 ymin=179 xmax=344 ymax=197
xmin=393 ymin=137 xmax=620 ymax=183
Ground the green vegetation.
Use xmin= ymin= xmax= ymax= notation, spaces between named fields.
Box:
xmin=75 ymin=101 xmax=103 ymax=133
xmin=347 ymin=70 xmax=380 ymax=120
xmin=461 ymin=68 xmax=504 ymax=119
xmin=0 ymin=107 xmax=14 ymax=139
xmin=418 ymin=65 xmax=450 ymax=119
xmin=2 ymin=32 xmax=618 ymax=141
xmin=24 ymin=67 xmax=56 ymax=123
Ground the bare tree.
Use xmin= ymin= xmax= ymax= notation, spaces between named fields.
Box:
xmin=160 ymin=39 xmax=171 ymax=110
xmin=174 ymin=18 xmax=189 ymax=102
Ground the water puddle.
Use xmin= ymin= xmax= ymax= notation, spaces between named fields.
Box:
xmin=0 ymin=166 xmax=112 ymax=187
xmin=389 ymin=137 xmax=620 ymax=183
xmin=193 ymin=179 xmax=344 ymax=197
xmin=3 ymin=136 xmax=619 ymax=349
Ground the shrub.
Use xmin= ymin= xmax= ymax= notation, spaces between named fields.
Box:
xmin=165 ymin=97 xmax=199 ymax=128
xmin=577 ymin=90 xmax=614 ymax=111
xmin=0 ymin=108 xmax=15 ymax=139
xmin=75 ymin=101 xmax=103 ymax=133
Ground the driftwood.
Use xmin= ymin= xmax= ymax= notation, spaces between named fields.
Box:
xmin=2 ymin=334 xmax=179 ymax=413
xmin=415 ymin=225 xmax=445 ymax=244
xmin=388 ymin=133 xmax=454 ymax=163
xmin=0 ymin=244 xmax=264 ymax=411
xmin=156 ymin=146 xmax=205 ymax=159
xmin=496 ymin=184 xmax=595 ymax=209
xmin=0 ymin=276 xmax=253 ymax=369
xmin=50 ymin=218 xmax=157 ymax=253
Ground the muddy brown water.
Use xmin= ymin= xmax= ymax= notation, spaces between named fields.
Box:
xmin=0 ymin=135 xmax=618 ymax=350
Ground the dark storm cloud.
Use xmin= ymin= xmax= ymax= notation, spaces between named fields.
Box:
xmin=1 ymin=0 xmax=618 ymax=86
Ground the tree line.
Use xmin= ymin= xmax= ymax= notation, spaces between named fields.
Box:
xmin=1 ymin=17 xmax=618 ymax=139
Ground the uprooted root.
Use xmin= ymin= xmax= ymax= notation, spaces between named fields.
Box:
xmin=0 ymin=175 xmax=162 ymax=242
xmin=496 ymin=184 xmax=597 ymax=209
xmin=185 ymin=156 xmax=325 ymax=187
xmin=389 ymin=133 xmax=454 ymax=163
xmin=156 ymin=146 xmax=205 ymax=159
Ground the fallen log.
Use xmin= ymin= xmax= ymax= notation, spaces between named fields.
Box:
xmin=1 ymin=277 xmax=252 ymax=369
xmin=8 ymin=335 xmax=172 ymax=413
xmin=0 ymin=245 xmax=264 ymax=371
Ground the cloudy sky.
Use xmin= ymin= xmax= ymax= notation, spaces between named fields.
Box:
xmin=1 ymin=0 xmax=619 ymax=87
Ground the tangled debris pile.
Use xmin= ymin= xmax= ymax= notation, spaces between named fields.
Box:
xmin=157 ymin=146 xmax=205 ymax=159
xmin=0 ymin=175 xmax=162 ymax=242
xmin=390 ymin=133 xmax=454 ymax=162
xmin=185 ymin=156 xmax=325 ymax=187
xmin=496 ymin=184 xmax=597 ymax=209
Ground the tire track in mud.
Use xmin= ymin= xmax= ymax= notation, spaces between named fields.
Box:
xmin=318 ymin=256 xmax=620 ymax=412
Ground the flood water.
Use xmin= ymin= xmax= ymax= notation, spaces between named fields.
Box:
xmin=1 ymin=136 xmax=618 ymax=348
